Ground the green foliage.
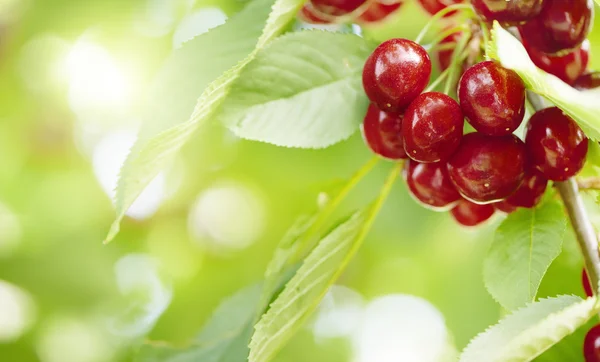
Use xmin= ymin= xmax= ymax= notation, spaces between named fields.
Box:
xmin=105 ymin=0 xmax=305 ymax=243
xmin=483 ymin=201 xmax=567 ymax=311
xmin=487 ymin=22 xmax=600 ymax=141
xmin=459 ymin=295 xmax=599 ymax=362
xmin=220 ymin=31 xmax=373 ymax=148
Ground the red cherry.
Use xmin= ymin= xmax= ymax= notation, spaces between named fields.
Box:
xmin=298 ymin=3 xmax=334 ymax=24
xmin=402 ymin=92 xmax=464 ymax=163
xmin=494 ymin=200 xmax=518 ymax=214
xmin=584 ymin=325 xmax=600 ymax=362
xmin=525 ymin=39 xmax=590 ymax=85
xmin=503 ymin=168 xmax=548 ymax=208
xmin=417 ymin=0 xmax=463 ymax=16
xmin=362 ymin=38 xmax=432 ymax=113
xmin=525 ymin=107 xmax=588 ymax=181
xmin=574 ymin=72 xmax=600 ymax=90
xmin=357 ymin=0 xmax=403 ymax=23
xmin=471 ymin=0 xmax=545 ymax=25
xmin=451 ymin=199 xmax=495 ymax=226
xmin=447 ymin=133 xmax=527 ymax=204
xmin=404 ymin=159 xmax=461 ymax=210
xmin=518 ymin=0 xmax=594 ymax=54
xmin=310 ymin=0 xmax=367 ymax=16
xmin=362 ymin=104 xmax=407 ymax=160
xmin=458 ymin=61 xmax=526 ymax=136
xmin=583 ymin=269 xmax=594 ymax=298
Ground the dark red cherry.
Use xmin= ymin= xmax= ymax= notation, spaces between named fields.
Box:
xmin=299 ymin=3 xmax=334 ymax=23
xmin=447 ymin=133 xmax=526 ymax=204
xmin=525 ymin=107 xmax=588 ymax=181
xmin=471 ymin=0 xmax=545 ymax=25
xmin=402 ymin=92 xmax=464 ymax=163
xmin=311 ymin=0 xmax=367 ymax=16
xmin=583 ymin=269 xmax=594 ymax=297
xmin=494 ymin=200 xmax=517 ymax=214
xmin=362 ymin=103 xmax=407 ymax=160
xmin=574 ymin=72 xmax=600 ymax=90
xmin=417 ymin=0 xmax=463 ymax=16
xmin=518 ymin=0 xmax=594 ymax=54
xmin=357 ymin=1 xmax=403 ymax=23
xmin=458 ymin=61 xmax=526 ymax=136
xmin=362 ymin=38 xmax=431 ymax=113
xmin=404 ymin=159 xmax=461 ymax=210
xmin=584 ymin=325 xmax=600 ymax=362
xmin=525 ymin=39 xmax=590 ymax=85
xmin=451 ymin=199 xmax=495 ymax=226
xmin=503 ymin=168 xmax=548 ymax=208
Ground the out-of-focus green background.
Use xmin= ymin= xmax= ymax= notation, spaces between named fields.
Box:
xmin=0 ymin=0 xmax=599 ymax=361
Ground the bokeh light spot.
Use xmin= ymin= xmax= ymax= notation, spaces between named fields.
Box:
xmin=0 ymin=280 xmax=36 ymax=342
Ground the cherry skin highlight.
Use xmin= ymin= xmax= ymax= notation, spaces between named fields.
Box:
xmin=362 ymin=104 xmax=407 ymax=160
xmin=519 ymin=0 xmax=594 ymax=54
xmin=404 ymin=160 xmax=461 ymax=210
xmin=583 ymin=269 xmax=593 ymax=298
xmin=357 ymin=0 xmax=403 ymax=23
xmin=524 ymin=39 xmax=590 ymax=85
xmin=362 ymin=38 xmax=431 ymax=113
xmin=525 ymin=107 xmax=588 ymax=181
xmin=471 ymin=0 xmax=545 ymax=25
xmin=574 ymin=72 xmax=600 ymax=90
xmin=584 ymin=325 xmax=600 ymax=362
xmin=402 ymin=92 xmax=464 ymax=163
xmin=447 ymin=133 xmax=527 ymax=204
xmin=503 ymin=168 xmax=548 ymax=209
xmin=451 ymin=199 xmax=495 ymax=226
xmin=458 ymin=61 xmax=526 ymax=136
xmin=311 ymin=0 xmax=367 ymax=16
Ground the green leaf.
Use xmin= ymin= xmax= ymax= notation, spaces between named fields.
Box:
xmin=487 ymin=22 xmax=600 ymax=141
xmin=459 ymin=295 xmax=599 ymax=362
xmin=105 ymin=0 xmax=305 ymax=243
xmin=483 ymin=201 xmax=567 ymax=311
xmin=220 ymin=31 xmax=373 ymax=148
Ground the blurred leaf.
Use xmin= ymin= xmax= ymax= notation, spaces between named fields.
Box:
xmin=459 ymin=295 xmax=599 ymax=362
xmin=105 ymin=0 xmax=306 ymax=243
xmin=220 ymin=31 xmax=373 ymax=148
xmin=483 ymin=201 xmax=567 ymax=311
xmin=534 ymin=317 xmax=596 ymax=362
xmin=487 ymin=22 xmax=600 ymax=141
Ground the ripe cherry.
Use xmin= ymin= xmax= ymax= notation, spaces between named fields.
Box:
xmin=494 ymin=200 xmax=517 ymax=214
xmin=574 ymin=72 xmax=600 ymax=90
xmin=299 ymin=4 xmax=333 ymax=24
xmin=362 ymin=38 xmax=431 ymax=113
xmin=451 ymin=199 xmax=495 ymax=226
xmin=503 ymin=168 xmax=548 ymax=208
xmin=458 ymin=61 xmax=526 ymax=136
xmin=519 ymin=0 xmax=594 ymax=54
xmin=362 ymin=104 xmax=407 ymax=160
xmin=471 ymin=0 xmax=545 ymax=25
xmin=417 ymin=0 xmax=463 ymax=16
xmin=404 ymin=160 xmax=461 ymax=210
xmin=447 ymin=133 xmax=526 ymax=204
xmin=525 ymin=107 xmax=588 ymax=181
xmin=402 ymin=92 xmax=464 ymax=163
xmin=584 ymin=325 xmax=600 ymax=362
xmin=357 ymin=1 xmax=403 ymax=23
xmin=311 ymin=0 xmax=367 ymax=16
xmin=583 ymin=269 xmax=593 ymax=298
xmin=524 ymin=39 xmax=590 ymax=85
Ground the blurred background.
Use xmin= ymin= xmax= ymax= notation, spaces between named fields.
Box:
xmin=1 ymin=0 xmax=600 ymax=361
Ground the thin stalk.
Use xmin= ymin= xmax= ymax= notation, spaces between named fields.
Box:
xmin=423 ymin=24 xmax=469 ymax=51
xmin=414 ymin=3 xmax=474 ymax=44
xmin=443 ymin=32 xmax=471 ymax=95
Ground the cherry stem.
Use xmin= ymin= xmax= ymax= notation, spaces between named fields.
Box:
xmin=423 ymin=24 xmax=469 ymax=51
xmin=578 ymin=178 xmax=600 ymax=191
xmin=443 ymin=32 xmax=471 ymax=95
xmin=414 ymin=3 xmax=474 ymax=44
xmin=528 ymin=91 xmax=600 ymax=296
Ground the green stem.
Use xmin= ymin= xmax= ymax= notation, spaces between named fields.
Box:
xmin=423 ymin=24 xmax=469 ymax=51
xmin=443 ymin=32 xmax=471 ymax=95
xmin=414 ymin=3 xmax=474 ymax=44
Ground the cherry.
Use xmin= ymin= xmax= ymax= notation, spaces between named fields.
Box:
xmin=299 ymin=3 xmax=333 ymax=24
xmin=583 ymin=269 xmax=593 ymax=298
xmin=404 ymin=159 xmax=461 ymax=210
xmin=362 ymin=38 xmax=432 ymax=113
xmin=524 ymin=39 xmax=590 ymax=85
xmin=402 ymin=92 xmax=464 ymax=163
xmin=518 ymin=0 xmax=594 ymax=54
xmin=458 ymin=61 xmax=526 ymax=136
xmin=574 ymin=72 xmax=600 ymax=90
xmin=357 ymin=1 xmax=403 ymax=23
xmin=311 ymin=0 xmax=367 ymax=16
xmin=417 ymin=0 xmax=463 ymax=16
xmin=451 ymin=199 xmax=495 ymax=226
xmin=447 ymin=133 xmax=526 ymax=204
xmin=494 ymin=200 xmax=517 ymax=214
xmin=525 ymin=107 xmax=588 ymax=181
xmin=471 ymin=0 xmax=545 ymax=25
xmin=503 ymin=168 xmax=548 ymax=208
xmin=362 ymin=103 xmax=407 ymax=160
xmin=584 ymin=325 xmax=600 ymax=362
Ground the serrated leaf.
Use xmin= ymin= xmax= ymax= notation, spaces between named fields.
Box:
xmin=105 ymin=0 xmax=305 ymax=243
xmin=459 ymin=295 xmax=599 ymax=362
xmin=487 ymin=22 xmax=600 ymax=141
xmin=484 ymin=201 xmax=567 ymax=311
xmin=220 ymin=31 xmax=373 ymax=148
